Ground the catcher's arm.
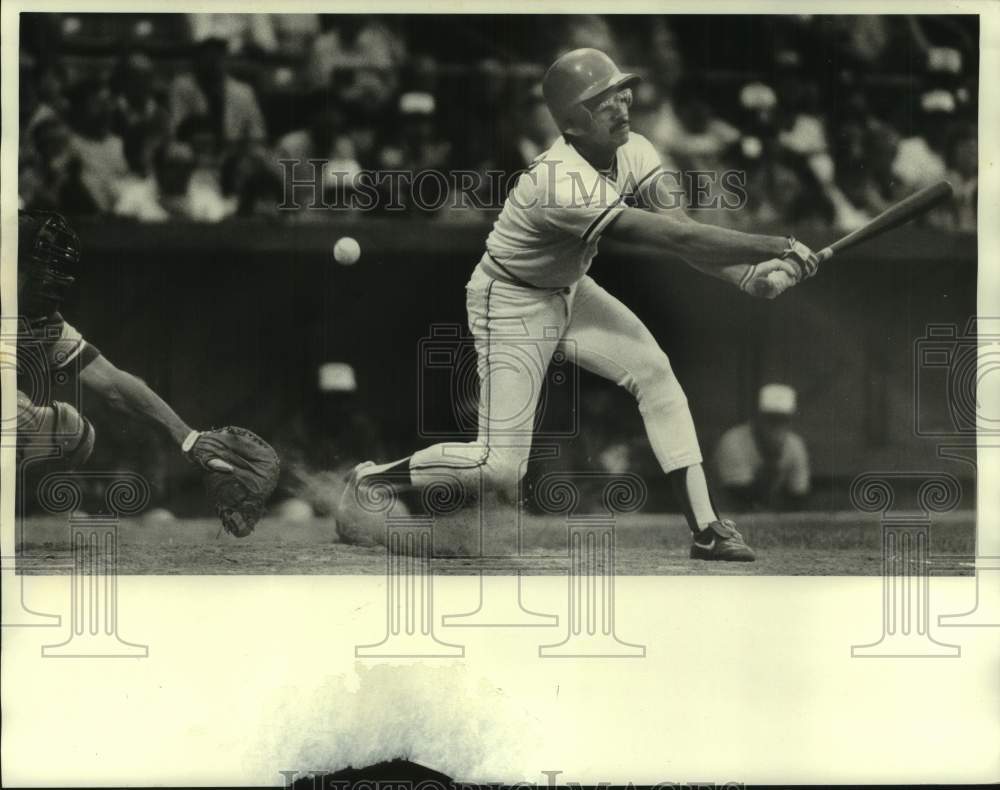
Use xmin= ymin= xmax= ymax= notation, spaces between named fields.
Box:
xmin=80 ymin=354 xmax=193 ymax=446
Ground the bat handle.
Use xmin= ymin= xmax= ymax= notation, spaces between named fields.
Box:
xmin=817 ymin=246 xmax=834 ymax=264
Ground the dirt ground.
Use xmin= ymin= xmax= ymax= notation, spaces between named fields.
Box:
xmin=15 ymin=510 xmax=977 ymax=576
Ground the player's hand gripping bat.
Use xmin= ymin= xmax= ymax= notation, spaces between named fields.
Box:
xmin=756 ymin=180 xmax=953 ymax=297
xmin=814 ymin=180 xmax=954 ymax=265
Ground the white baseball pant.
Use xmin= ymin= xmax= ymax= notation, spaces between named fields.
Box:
xmin=406 ymin=261 xmax=704 ymax=502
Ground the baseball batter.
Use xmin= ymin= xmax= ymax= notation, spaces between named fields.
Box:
xmin=341 ymin=49 xmax=819 ymax=561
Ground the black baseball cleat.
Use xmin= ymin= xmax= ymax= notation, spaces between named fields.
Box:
xmin=690 ymin=519 xmax=756 ymax=562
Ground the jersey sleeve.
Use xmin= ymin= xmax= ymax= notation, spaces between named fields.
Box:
xmin=543 ymin=168 xmax=626 ymax=243
xmin=37 ymin=314 xmax=100 ymax=371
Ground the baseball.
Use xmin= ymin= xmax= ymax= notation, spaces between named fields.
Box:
xmin=333 ymin=236 xmax=361 ymax=265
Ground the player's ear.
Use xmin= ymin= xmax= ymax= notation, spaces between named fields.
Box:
xmin=562 ymin=106 xmax=596 ymax=137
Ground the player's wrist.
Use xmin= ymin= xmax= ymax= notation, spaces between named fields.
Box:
xmin=768 ymin=235 xmax=790 ymax=259
xmin=181 ymin=430 xmax=202 ymax=455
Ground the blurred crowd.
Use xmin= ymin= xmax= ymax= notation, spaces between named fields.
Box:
xmin=19 ymin=13 xmax=978 ymax=231
xmin=16 ymin=13 xmax=980 ymax=516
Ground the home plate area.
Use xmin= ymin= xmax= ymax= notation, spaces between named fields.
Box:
xmin=16 ymin=509 xmax=975 ymax=576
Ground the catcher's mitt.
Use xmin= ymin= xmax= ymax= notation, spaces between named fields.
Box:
xmin=184 ymin=426 xmax=280 ymax=537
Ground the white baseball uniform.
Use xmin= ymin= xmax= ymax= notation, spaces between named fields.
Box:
xmin=407 ymin=131 xmax=703 ymax=500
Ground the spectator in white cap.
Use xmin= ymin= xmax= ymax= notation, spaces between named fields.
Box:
xmin=714 ymin=383 xmax=811 ymax=511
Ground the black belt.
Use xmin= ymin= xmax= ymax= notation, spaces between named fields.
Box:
xmin=483 ymin=251 xmax=569 ymax=293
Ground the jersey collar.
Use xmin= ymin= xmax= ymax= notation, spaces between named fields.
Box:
xmin=558 ymin=135 xmax=621 ymax=186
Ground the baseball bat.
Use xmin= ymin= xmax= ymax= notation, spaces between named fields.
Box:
xmin=816 ymin=180 xmax=954 ymax=263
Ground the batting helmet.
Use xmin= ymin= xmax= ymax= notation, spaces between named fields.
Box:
xmin=542 ymin=48 xmax=640 ymax=132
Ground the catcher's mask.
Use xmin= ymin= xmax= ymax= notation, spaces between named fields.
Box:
xmin=18 ymin=210 xmax=81 ymax=312
xmin=542 ymin=48 xmax=640 ymax=135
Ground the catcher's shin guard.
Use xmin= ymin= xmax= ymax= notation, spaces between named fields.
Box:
xmin=16 ymin=394 xmax=95 ymax=469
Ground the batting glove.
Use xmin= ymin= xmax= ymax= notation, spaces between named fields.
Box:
xmin=781 ymin=236 xmax=819 ymax=279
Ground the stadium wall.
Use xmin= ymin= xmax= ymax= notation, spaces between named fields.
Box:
xmin=67 ymin=219 xmax=976 ymax=505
